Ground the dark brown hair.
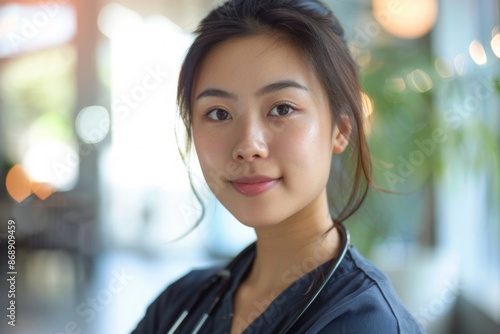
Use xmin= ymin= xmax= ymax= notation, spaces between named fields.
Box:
xmin=177 ymin=0 xmax=372 ymax=229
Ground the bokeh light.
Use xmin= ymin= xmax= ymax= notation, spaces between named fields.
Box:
xmin=361 ymin=91 xmax=374 ymax=135
xmin=6 ymin=164 xmax=32 ymax=202
xmin=435 ymin=57 xmax=455 ymax=79
xmin=372 ymin=0 xmax=438 ymax=39
xmin=361 ymin=91 xmax=374 ymax=117
xmin=490 ymin=32 xmax=500 ymax=58
xmin=97 ymin=3 xmax=143 ymax=40
xmin=75 ymin=105 xmax=110 ymax=144
xmin=22 ymin=140 xmax=79 ymax=190
xmin=469 ymin=40 xmax=488 ymax=65
xmin=0 ymin=3 xmax=76 ymax=57
xmin=407 ymin=69 xmax=433 ymax=93
xmin=385 ymin=77 xmax=406 ymax=93
xmin=31 ymin=181 xmax=54 ymax=200
xmin=454 ymin=54 xmax=469 ymax=76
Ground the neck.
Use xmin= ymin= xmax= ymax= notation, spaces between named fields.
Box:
xmin=244 ymin=193 xmax=342 ymax=294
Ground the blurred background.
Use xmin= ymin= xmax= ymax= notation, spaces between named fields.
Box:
xmin=0 ymin=0 xmax=498 ymax=333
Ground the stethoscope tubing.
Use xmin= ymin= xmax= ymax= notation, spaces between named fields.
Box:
xmin=166 ymin=223 xmax=350 ymax=334
xmin=166 ymin=269 xmax=231 ymax=334
xmin=277 ymin=223 xmax=350 ymax=333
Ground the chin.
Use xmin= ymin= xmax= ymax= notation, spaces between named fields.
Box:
xmin=232 ymin=211 xmax=286 ymax=229
xmin=217 ymin=195 xmax=293 ymax=228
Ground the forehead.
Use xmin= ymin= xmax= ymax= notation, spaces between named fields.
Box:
xmin=192 ymin=34 xmax=320 ymax=96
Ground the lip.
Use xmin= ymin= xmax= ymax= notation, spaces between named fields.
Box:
xmin=230 ymin=175 xmax=281 ymax=196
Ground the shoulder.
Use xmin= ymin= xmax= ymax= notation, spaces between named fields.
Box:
xmin=307 ymin=247 xmax=426 ymax=334
xmin=131 ymin=266 xmax=221 ymax=334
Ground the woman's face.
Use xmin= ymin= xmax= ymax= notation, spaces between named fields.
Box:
xmin=192 ymin=34 xmax=347 ymax=227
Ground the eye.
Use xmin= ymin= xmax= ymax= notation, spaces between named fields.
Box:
xmin=206 ymin=108 xmax=232 ymax=121
xmin=269 ymin=103 xmax=295 ymax=117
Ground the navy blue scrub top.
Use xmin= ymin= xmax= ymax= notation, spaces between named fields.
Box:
xmin=132 ymin=245 xmax=425 ymax=333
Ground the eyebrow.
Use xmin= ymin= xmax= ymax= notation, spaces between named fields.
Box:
xmin=195 ymin=88 xmax=237 ymax=101
xmin=256 ymin=80 xmax=308 ymax=96
xmin=195 ymin=80 xmax=308 ymax=101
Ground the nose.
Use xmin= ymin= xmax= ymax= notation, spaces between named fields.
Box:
xmin=232 ymin=117 xmax=269 ymax=162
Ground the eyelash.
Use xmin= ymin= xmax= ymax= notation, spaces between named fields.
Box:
xmin=204 ymin=102 xmax=297 ymax=121
xmin=204 ymin=108 xmax=231 ymax=121
xmin=269 ymin=102 xmax=297 ymax=117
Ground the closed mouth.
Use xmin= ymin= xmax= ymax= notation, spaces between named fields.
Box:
xmin=230 ymin=176 xmax=282 ymax=196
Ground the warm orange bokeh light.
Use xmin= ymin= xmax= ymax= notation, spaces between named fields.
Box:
xmin=32 ymin=182 xmax=54 ymax=200
xmin=6 ymin=164 xmax=32 ymax=203
xmin=373 ymin=0 xmax=438 ymax=39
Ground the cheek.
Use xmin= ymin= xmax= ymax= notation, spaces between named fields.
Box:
xmin=193 ymin=130 xmax=213 ymax=167
xmin=276 ymin=121 xmax=330 ymax=161
xmin=274 ymin=120 xmax=332 ymax=188
xmin=193 ymin=128 xmax=229 ymax=176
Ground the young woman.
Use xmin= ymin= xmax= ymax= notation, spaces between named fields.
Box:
xmin=133 ymin=0 xmax=425 ymax=333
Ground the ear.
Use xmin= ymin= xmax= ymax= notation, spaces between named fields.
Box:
xmin=332 ymin=115 xmax=351 ymax=154
xmin=332 ymin=127 xmax=349 ymax=153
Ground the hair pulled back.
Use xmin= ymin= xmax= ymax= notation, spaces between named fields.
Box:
xmin=177 ymin=0 xmax=372 ymax=226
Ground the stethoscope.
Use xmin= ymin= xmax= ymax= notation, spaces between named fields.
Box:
xmin=166 ymin=223 xmax=350 ymax=334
